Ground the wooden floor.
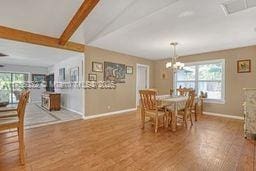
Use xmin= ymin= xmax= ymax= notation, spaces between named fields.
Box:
xmin=0 ymin=111 xmax=255 ymax=171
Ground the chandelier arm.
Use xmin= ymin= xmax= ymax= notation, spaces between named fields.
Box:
xmin=166 ymin=42 xmax=184 ymax=70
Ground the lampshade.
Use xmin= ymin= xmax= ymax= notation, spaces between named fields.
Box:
xmin=166 ymin=62 xmax=172 ymax=68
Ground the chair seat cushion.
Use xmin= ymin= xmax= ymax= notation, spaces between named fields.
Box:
xmin=157 ymin=106 xmax=165 ymax=111
xmin=166 ymin=105 xmax=185 ymax=112
xmin=0 ymin=107 xmax=16 ymax=112
xmin=0 ymin=110 xmax=18 ymax=118
xmin=0 ymin=116 xmax=19 ymax=131
xmin=145 ymin=110 xmax=166 ymax=116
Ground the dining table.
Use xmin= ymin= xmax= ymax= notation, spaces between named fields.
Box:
xmin=157 ymin=95 xmax=199 ymax=132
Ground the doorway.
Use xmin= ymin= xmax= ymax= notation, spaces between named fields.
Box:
xmin=136 ymin=64 xmax=150 ymax=106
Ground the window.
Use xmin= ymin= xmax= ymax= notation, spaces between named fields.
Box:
xmin=175 ymin=59 xmax=225 ymax=103
xmin=0 ymin=72 xmax=28 ymax=104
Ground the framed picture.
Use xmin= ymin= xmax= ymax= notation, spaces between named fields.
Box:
xmin=126 ymin=66 xmax=133 ymax=74
xmin=32 ymin=74 xmax=46 ymax=83
xmin=104 ymin=62 xmax=126 ymax=83
xmin=88 ymin=74 xmax=97 ymax=81
xmin=70 ymin=67 xmax=79 ymax=82
xmin=161 ymin=73 xmax=166 ymax=79
xmin=237 ymin=59 xmax=251 ymax=73
xmin=92 ymin=62 xmax=103 ymax=72
xmin=59 ymin=68 xmax=65 ymax=82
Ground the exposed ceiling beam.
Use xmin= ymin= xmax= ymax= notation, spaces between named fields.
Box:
xmin=0 ymin=25 xmax=85 ymax=53
xmin=59 ymin=0 xmax=100 ymax=45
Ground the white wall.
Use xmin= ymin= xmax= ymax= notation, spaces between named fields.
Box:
xmin=0 ymin=64 xmax=48 ymax=102
xmin=48 ymin=55 xmax=84 ymax=115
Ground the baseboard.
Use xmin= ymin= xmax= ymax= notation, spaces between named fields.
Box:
xmin=84 ymin=108 xmax=137 ymax=120
xmin=204 ymin=112 xmax=244 ymax=120
xmin=61 ymin=106 xmax=84 ymax=116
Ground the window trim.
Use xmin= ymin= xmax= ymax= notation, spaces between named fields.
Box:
xmin=174 ymin=59 xmax=225 ymax=104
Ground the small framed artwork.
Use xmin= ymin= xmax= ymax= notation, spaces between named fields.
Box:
xmin=237 ymin=59 xmax=251 ymax=73
xmin=88 ymin=74 xmax=97 ymax=81
xmin=32 ymin=74 xmax=46 ymax=83
xmin=92 ymin=62 xmax=103 ymax=72
xmin=126 ymin=66 xmax=133 ymax=74
xmin=59 ymin=68 xmax=65 ymax=82
xmin=161 ymin=73 xmax=166 ymax=79
xmin=70 ymin=67 xmax=79 ymax=82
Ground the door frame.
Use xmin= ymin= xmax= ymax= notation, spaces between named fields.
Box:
xmin=136 ymin=64 xmax=150 ymax=107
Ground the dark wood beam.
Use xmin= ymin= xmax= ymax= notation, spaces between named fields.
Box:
xmin=59 ymin=0 xmax=100 ymax=45
xmin=0 ymin=25 xmax=85 ymax=53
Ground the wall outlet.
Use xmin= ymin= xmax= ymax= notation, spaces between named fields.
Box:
xmin=107 ymin=106 xmax=111 ymax=110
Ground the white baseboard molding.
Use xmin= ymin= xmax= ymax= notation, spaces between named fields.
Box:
xmin=204 ymin=112 xmax=244 ymax=120
xmin=84 ymin=108 xmax=137 ymax=120
xmin=61 ymin=106 xmax=84 ymax=116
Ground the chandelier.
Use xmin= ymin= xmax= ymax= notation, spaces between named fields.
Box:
xmin=166 ymin=42 xmax=184 ymax=70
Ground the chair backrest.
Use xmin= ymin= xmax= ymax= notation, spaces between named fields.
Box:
xmin=16 ymin=91 xmax=26 ymax=113
xmin=139 ymin=90 xmax=157 ymax=111
xmin=170 ymin=89 xmax=174 ymax=96
xmin=185 ymin=90 xmax=196 ymax=109
xmin=17 ymin=91 xmax=30 ymax=125
xmin=189 ymin=90 xmax=196 ymax=108
xmin=177 ymin=86 xmax=193 ymax=96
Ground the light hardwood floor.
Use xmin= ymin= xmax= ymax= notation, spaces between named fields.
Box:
xmin=0 ymin=111 xmax=255 ymax=171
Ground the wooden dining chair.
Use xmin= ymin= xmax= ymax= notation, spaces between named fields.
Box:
xmin=177 ymin=90 xmax=195 ymax=127
xmin=190 ymin=96 xmax=204 ymax=121
xmin=139 ymin=90 xmax=167 ymax=133
xmin=0 ymin=91 xmax=30 ymax=165
xmin=0 ymin=91 xmax=27 ymax=117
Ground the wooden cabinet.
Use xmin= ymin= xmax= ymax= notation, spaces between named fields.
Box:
xmin=41 ymin=92 xmax=61 ymax=111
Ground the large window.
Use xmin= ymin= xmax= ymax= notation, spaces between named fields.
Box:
xmin=175 ymin=59 xmax=225 ymax=103
xmin=0 ymin=72 xmax=28 ymax=104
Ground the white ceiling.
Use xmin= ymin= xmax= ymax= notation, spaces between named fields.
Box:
xmin=0 ymin=39 xmax=83 ymax=67
xmin=0 ymin=0 xmax=256 ymax=64
xmin=74 ymin=0 xmax=256 ymax=59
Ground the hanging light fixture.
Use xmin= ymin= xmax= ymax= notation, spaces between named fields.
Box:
xmin=166 ymin=42 xmax=184 ymax=70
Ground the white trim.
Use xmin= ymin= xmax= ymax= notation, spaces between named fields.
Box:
xmin=136 ymin=64 xmax=150 ymax=106
xmin=61 ymin=106 xmax=84 ymax=116
xmin=243 ymin=88 xmax=256 ymax=90
xmin=204 ymin=112 xmax=244 ymax=120
xmin=84 ymin=108 xmax=137 ymax=120
xmin=204 ymin=99 xmax=226 ymax=104
xmin=183 ymin=59 xmax=225 ymax=66
xmin=82 ymin=58 xmax=86 ymax=118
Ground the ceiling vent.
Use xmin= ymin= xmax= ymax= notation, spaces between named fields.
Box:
xmin=221 ymin=0 xmax=256 ymax=15
xmin=0 ymin=53 xmax=8 ymax=57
